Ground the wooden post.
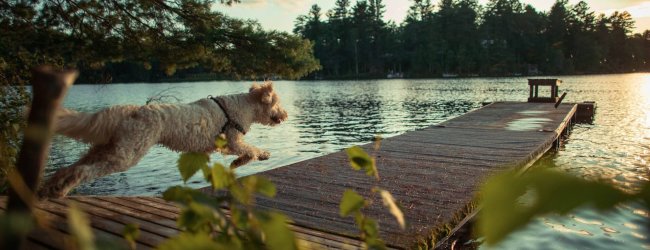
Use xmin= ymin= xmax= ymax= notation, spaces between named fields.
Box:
xmin=5 ymin=66 xmax=77 ymax=248
xmin=550 ymin=85 xmax=556 ymax=98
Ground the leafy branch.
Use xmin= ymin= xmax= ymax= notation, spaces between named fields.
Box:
xmin=340 ymin=139 xmax=406 ymax=250
xmin=160 ymin=136 xmax=299 ymax=249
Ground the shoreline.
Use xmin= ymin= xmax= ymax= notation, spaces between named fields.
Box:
xmin=65 ymin=71 xmax=650 ymax=85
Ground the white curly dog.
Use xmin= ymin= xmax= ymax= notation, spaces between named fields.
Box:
xmin=39 ymin=82 xmax=288 ymax=198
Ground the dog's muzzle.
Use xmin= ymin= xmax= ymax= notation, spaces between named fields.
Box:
xmin=271 ymin=111 xmax=287 ymax=124
xmin=271 ymin=116 xmax=284 ymax=124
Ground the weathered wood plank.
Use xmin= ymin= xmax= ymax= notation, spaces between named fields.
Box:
xmin=0 ymin=199 xmax=142 ymax=249
xmin=245 ymin=102 xmax=578 ymax=248
xmin=39 ymin=199 xmax=165 ymax=247
xmin=68 ymin=197 xmax=180 ymax=234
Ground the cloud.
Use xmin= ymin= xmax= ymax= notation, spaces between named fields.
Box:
xmin=274 ymin=0 xmax=310 ymax=11
xmin=237 ymin=0 xmax=310 ymax=12
xmin=237 ymin=0 xmax=267 ymax=8
xmin=604 ymin=1 xmax=650 ymax=18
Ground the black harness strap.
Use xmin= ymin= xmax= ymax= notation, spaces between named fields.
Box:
xmin=209 ymin=96 xmax=247 ymax=135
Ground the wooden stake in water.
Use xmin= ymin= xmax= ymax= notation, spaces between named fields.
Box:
xmin=555 ymin=92 xmax=568 ymax=108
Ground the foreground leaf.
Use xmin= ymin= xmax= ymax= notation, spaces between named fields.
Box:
xmin=477 ymin=169 xmax=638 ymax=245
xmin=68 ymin=202 xmax=96 ymax=250
xmin=122 ymin=223 xmax=140 ymax=250
xmin=340 ymin=189 xmax=365 ymax=217
xmin=345 ymin=146 xmax=378 ymax=179
xmin=211 ymin=163 xmax=235 ymax=190
xmin=162 ymin=186 xmax=222 ymax=209
xmin=241 ymin=176 xmax=277 ymax=198
xmin=0 ymin=212 xmax=34 ymax=250
xmin=157 ymin=232 xmax=224 ymax=250
xmin=178 ymin=202 xmax=219 ymax=233
xmin=359 ymin=217 xmax=387 ymax=250
xmin=377 ymin=189 xmax=405 ymax=229
xmin=178 ymin=153 xmax=210 ymax=183
xmin=215 ymin=134 xmax=228 ymax=150
xmin=258 ymin=212 xmax=298 ymax=250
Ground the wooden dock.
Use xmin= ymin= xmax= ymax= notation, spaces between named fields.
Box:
xmin=1 ymin=101 xmax=579 ymax=249
xmin=203 ymin=101 xmax=578 ymax=248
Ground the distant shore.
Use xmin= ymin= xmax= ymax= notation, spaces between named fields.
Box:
xmin=68 ymin=70 xmax=650 ymax=85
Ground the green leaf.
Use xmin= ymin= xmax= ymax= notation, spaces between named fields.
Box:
xmin=215 ymin=134 xmax=228 ymax=149
xmin=365 ymin=238 xmax=388 ymax=250
xmin=230 ymin=206 xmax=249 ymax=230
xmin=122 ymin=223 xmax=140 ymax=250
xmin=230 ymin=184 xmax=252 ymax=206
xmin=163 ymin=186 xmax=222 ymax=209
xmin=360 ymin=218 xmax=387 ymax=250
xmin=254 ymin=177 xmax=277 ymax=198
xmin=0 ymin=212 xmax=34 ymax=250
xmin=214 ymin=234 xmax=244 ymax=250
xmin=345 ymin=146 xmax=378 ymax=179
xmin=211 ymin=163 xmax=235 ymax=190
xmin=177 ymin=202 xmax=218 ymax=233
xmin=177 ymin=153 xmax=210 ymax=183
xmin=201 ymin=165 xmax=212 ymax=182
xmin=340 ymin=189 xmax=365 ymax=217
xmin=258 ymin=212 xmax=297 ymax=250
xmin=477 ymin=169 xmax=636 ymax=246
xmin=362 ymin=217 xmax=380 ymax=238
xmin=377 ymin=189 xmax=405 ymax=229
xmin=157 ymin=232 xmax=225 ymax=250
xmin=68 ymin=202 xmax=96 ymax=250
xmin=240 ymin=176 xmax=277 ymax=198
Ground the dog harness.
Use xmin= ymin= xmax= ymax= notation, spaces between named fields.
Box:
xmin=208 ymin=96 xmax=247 ymax=135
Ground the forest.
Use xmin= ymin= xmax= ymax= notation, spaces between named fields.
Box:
xmin=0 ymin=0 xmax=319 ymax=84
xmin=294 ymin=0 xmax=650 ymax=79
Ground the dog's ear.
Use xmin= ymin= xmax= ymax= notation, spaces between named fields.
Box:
xmin=249 ymin=82 xmax=274 ymax=104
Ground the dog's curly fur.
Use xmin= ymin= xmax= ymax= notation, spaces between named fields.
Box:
xmin=39 ymin=82 xmax=288 ymax=198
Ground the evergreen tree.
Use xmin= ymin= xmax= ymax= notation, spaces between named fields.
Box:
xmin=292 ymin=0 xmax=650 ymax=78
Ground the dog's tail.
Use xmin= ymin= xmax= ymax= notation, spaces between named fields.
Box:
xmin=55 ymin=107 xmax=132 ymax=145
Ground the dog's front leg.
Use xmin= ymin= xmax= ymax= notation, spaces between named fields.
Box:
xmin=225 ymin=130 xmax=270 ymax=168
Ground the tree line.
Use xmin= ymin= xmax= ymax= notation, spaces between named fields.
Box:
xmin=0 ymin=0 xmax=320 ymax=84
xmin=294 ymin=0 xmax=650 ymax=79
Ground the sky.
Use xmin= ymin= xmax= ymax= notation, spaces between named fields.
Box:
xmin=213 ymin=0 xmax=650 ymax=33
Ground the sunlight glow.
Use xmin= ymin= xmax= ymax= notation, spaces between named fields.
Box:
xmin=604 ymin=2 xmax=650 ymax=18
xmin=642 ymin=74 xmax=650 ymax=128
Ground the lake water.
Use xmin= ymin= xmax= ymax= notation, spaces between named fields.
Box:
xmin=46 ymin=74 xmax=650 ymax=249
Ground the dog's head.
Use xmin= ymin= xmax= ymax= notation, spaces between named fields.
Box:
xmin=248 ymin=82 xmax=288 ymax=126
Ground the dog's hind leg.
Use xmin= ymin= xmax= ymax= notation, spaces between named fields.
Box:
xmin=40 ymin=118 xmax=161 ymax=198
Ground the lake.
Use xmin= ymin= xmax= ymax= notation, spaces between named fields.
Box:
xmin=46 ymin=74 xmax=650 ymax=249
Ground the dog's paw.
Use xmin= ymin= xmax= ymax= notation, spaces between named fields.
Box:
xmin=231 ymin=154 xmax=253 ymax=168
xmin=258 ymin=151 xmax=271 ymax=161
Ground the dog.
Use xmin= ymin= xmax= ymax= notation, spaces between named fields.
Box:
xmin=39 ymin=82 xmax=288 ymax=198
